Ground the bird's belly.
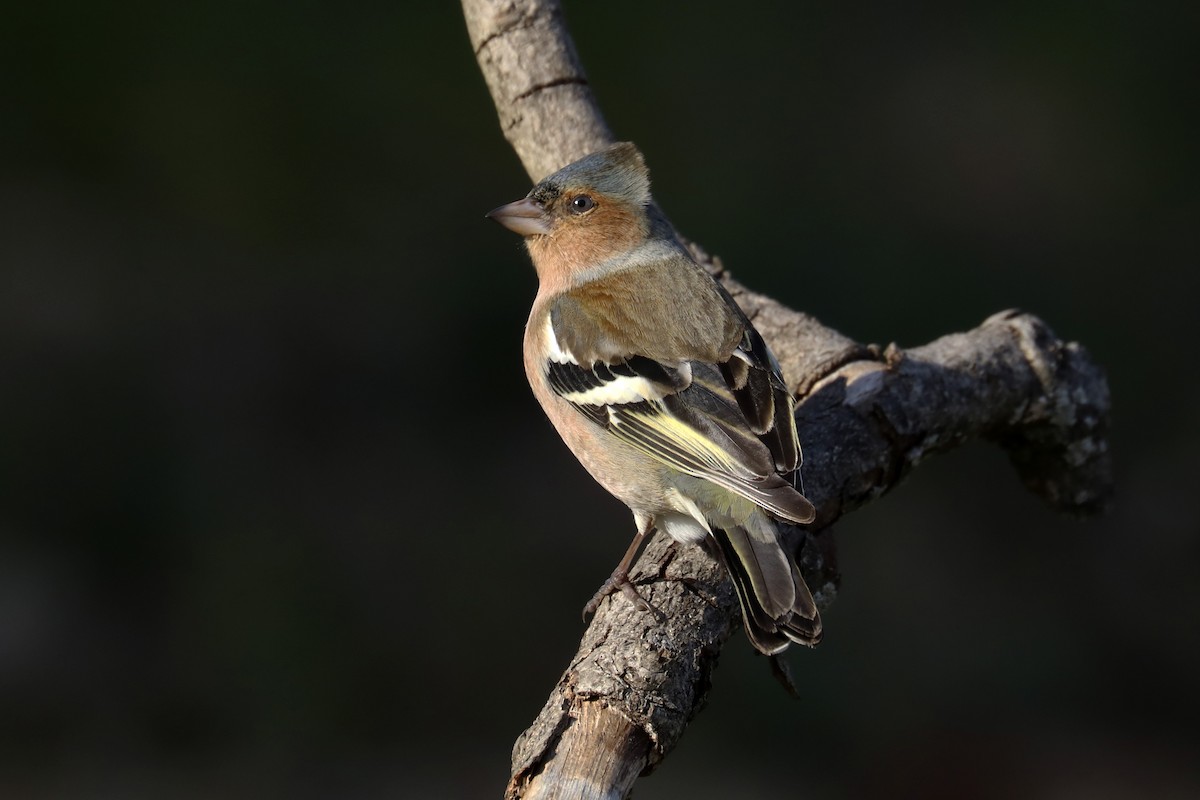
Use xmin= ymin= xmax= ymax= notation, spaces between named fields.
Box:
xmin=546 ymin=401 xmax=671 ymax=513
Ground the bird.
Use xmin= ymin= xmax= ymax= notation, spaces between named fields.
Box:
xmin=487 ymin=142 xmax=821 ymax=654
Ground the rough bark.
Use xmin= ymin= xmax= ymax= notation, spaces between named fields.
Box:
xmin=463 ymin=2 xmax=1113 ymax=798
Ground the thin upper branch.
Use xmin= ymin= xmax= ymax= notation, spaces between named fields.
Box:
xmin=464 ymin=0 xmax=611 ymax=181
xmin=462 ymin=2 xmax=1113 ymax=798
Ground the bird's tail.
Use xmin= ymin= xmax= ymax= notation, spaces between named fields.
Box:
xmin=711 ymin=521 xmax=822 ymax=655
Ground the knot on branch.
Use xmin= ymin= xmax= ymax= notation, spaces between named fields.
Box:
xmin=986 ymin=310 xmax=1113 ymax=516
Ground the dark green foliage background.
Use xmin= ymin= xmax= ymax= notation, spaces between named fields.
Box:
xmin=1 ymin=2 xmax=1196 ymax=797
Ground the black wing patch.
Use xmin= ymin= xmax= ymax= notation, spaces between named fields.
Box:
xmin=546 ymin=356 xmax=687 ymax=400
xmin=541 ymin=327 xmax=811 ymax=524
xmin=717 ymin=328 xmax=799 ymax=473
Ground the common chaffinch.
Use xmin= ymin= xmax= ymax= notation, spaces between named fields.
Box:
xmin=488 ymin=142 xmax=821 ymax=654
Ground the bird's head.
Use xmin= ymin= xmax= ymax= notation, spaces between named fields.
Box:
xmin=487 ymin=142 xmax=652 ymax=285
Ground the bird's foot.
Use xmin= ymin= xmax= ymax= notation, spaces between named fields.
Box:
xmin=582 ymin=568 xmax=662 ymax=622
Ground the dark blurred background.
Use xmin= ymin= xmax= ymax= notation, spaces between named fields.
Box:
xmin=1 ymin=2 xmax=1196 ymax=797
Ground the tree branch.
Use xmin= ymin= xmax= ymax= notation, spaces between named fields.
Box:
xmin=463 ymin=2 xmax=1113 ymax=798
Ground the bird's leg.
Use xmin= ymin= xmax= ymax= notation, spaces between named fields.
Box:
xmin=582 ymin=521 xmax=660 ymax=621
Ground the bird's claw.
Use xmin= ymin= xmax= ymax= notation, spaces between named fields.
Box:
xmin=582 ymin=570 xmax=661 ymax=621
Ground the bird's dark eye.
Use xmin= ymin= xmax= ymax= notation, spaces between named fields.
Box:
xmin=569 ymin=195 xmax=596 ymax=214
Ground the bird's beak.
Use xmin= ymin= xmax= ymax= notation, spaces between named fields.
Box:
xmin=486 ymin=197 xmax=552 ymax=237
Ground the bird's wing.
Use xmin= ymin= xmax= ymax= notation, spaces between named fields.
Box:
xmin=541 ymin=276 xmax=813 ymax=524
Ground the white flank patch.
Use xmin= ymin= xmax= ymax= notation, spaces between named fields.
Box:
xmin=664 ymin=489 xmax=712 ymax=539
